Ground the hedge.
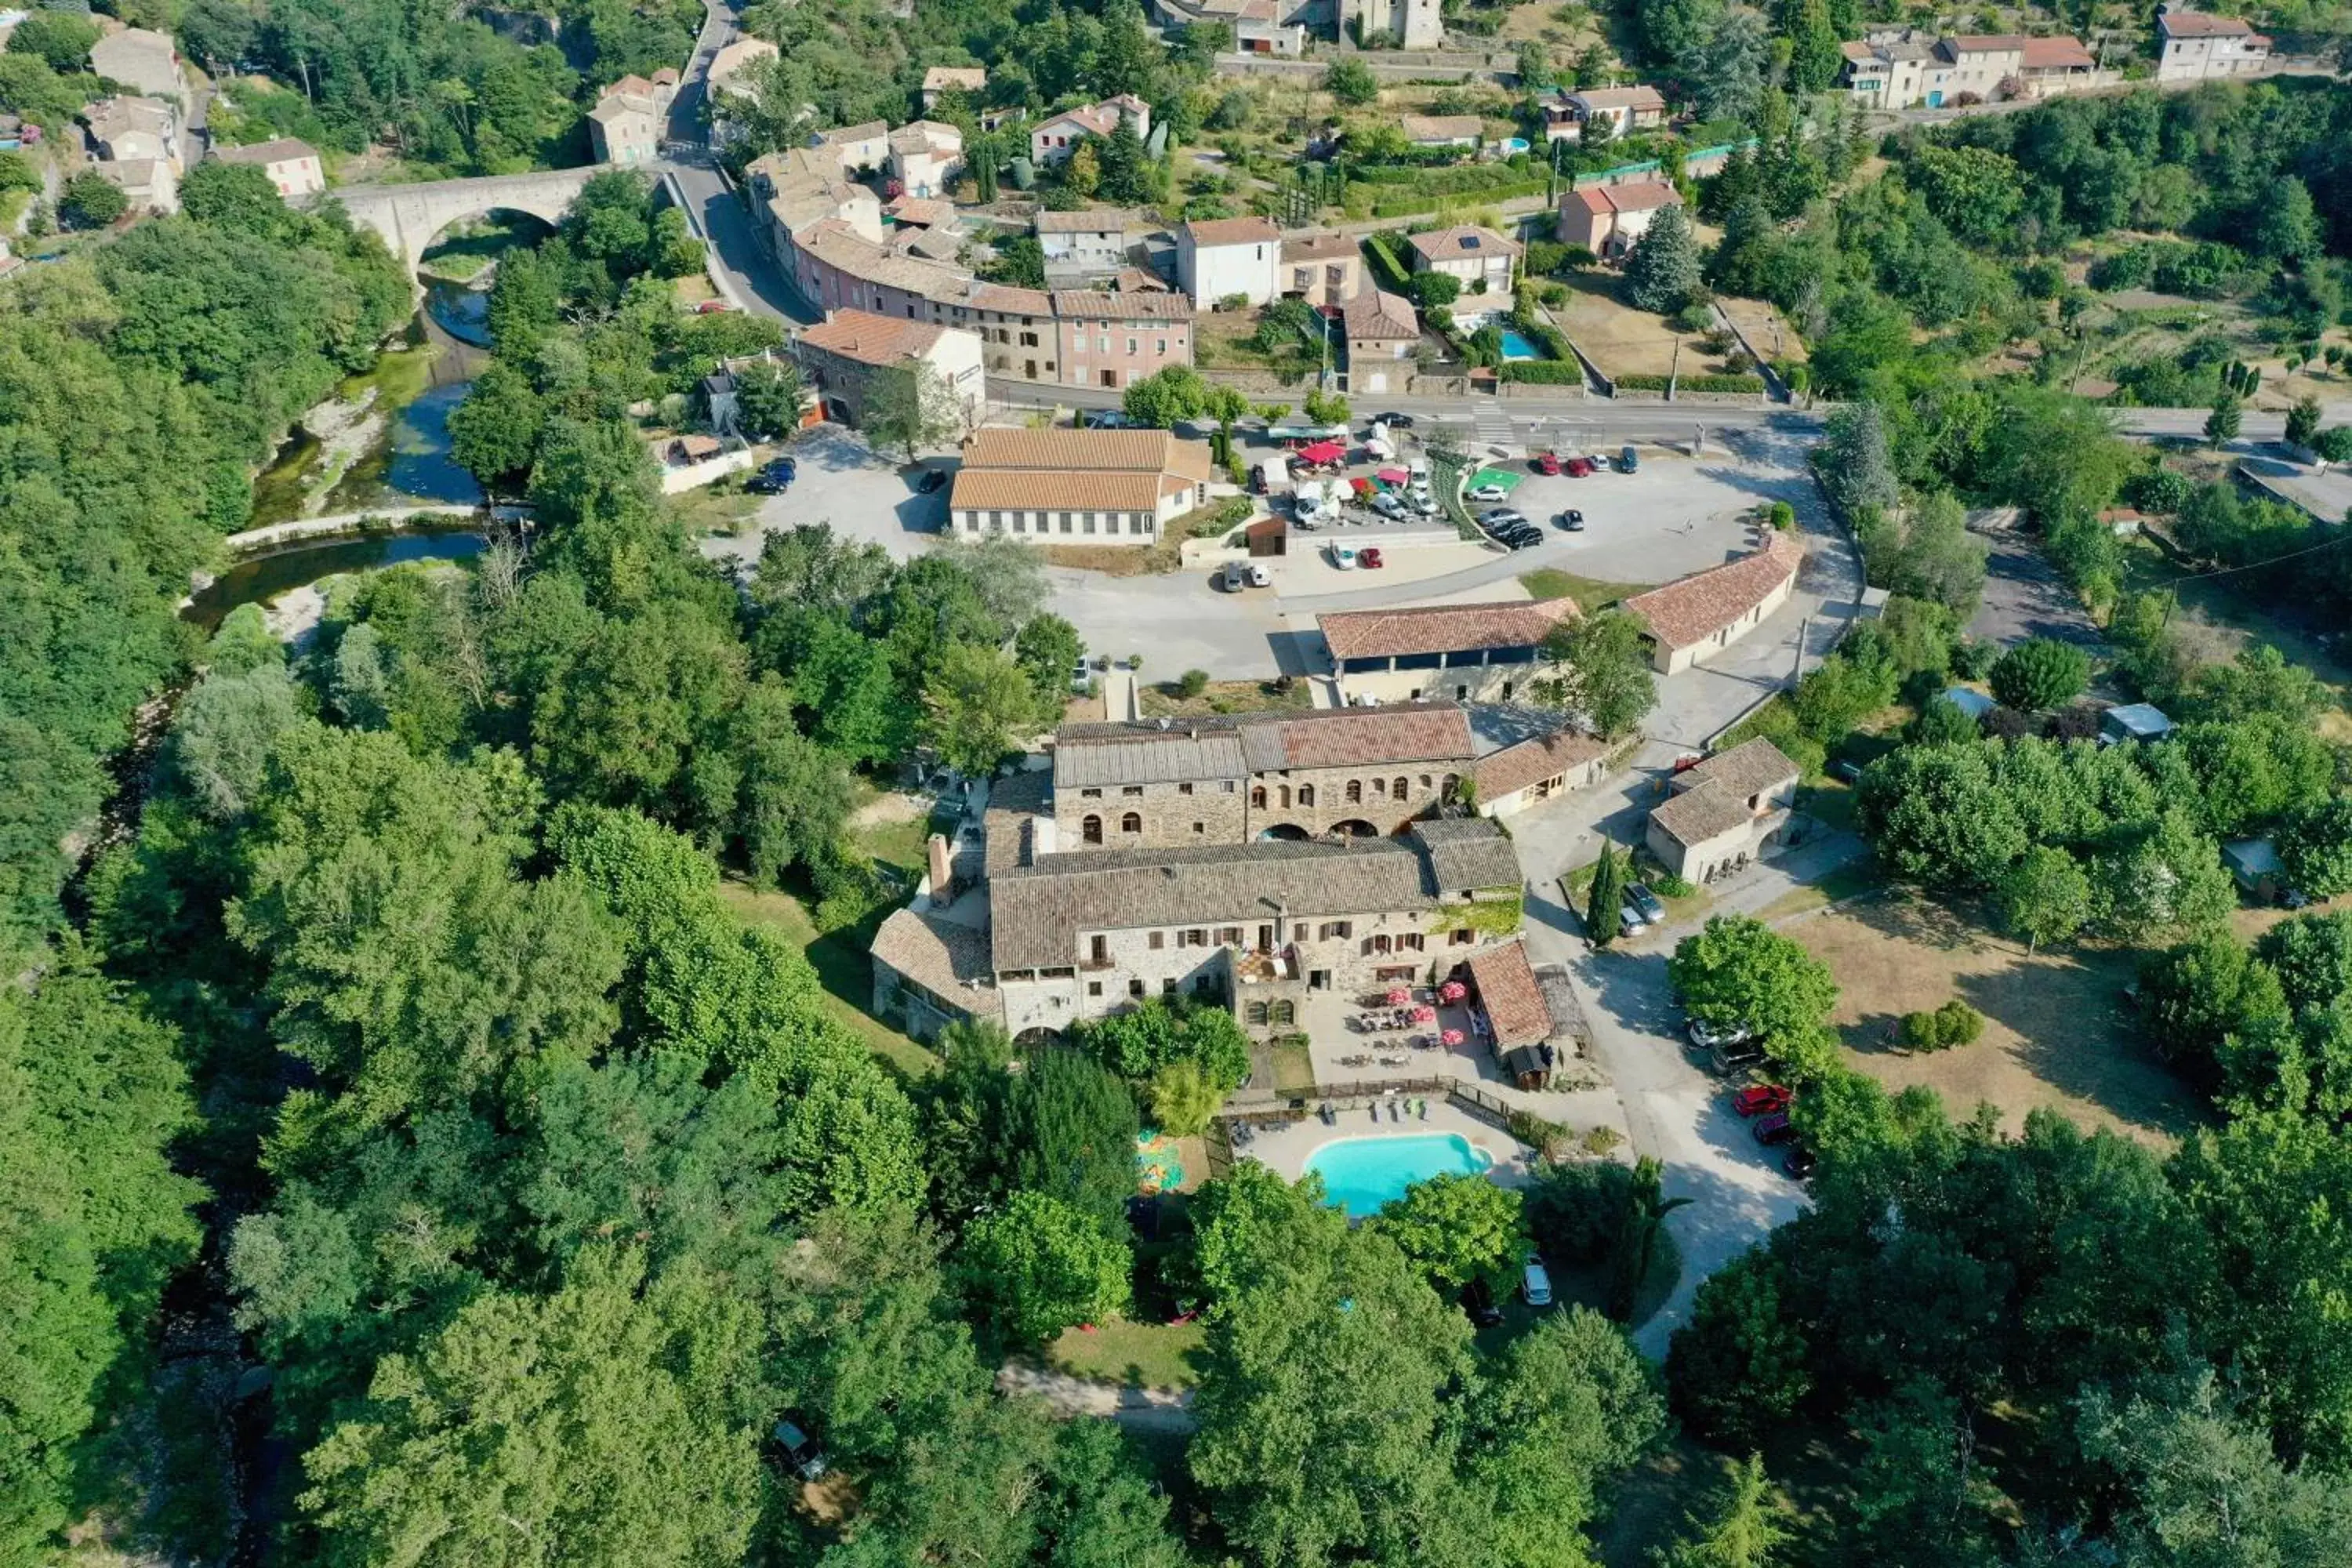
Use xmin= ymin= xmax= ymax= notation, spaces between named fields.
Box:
xmin=1612 ymin=372 xmax=1764 ymax=393
xmin=1364 ymin=234 xmax=1412 ymax=290
xmin=1501 ymin=360 xmax=1584 ymax=384
xmin=1367 ymin=178 xmax=1549 ymax=219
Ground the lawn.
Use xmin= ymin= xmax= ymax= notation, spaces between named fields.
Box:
xmin=1518 ymin=567 xmax=1646 ymax=611
xmin=1140 ymin=677 xmax=1312 ymax=720
xmin=714 ymin=880 xmax=939 ymax=1080
xmin=1270 ymin=1036 xmax=1316 ymax=1094
xmin=1789 ymin=895 xmax=2204 ymax=1147
xmin=1047 ymin=1319 xmax=1206 ymax=1392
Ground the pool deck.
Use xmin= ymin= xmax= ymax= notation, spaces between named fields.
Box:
xmin=1236 ymin=1098 xmax=1535 ymax=1196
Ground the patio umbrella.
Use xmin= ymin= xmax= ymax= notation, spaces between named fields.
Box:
xmin=1413 ymin=1005 xmax=1436 ymax=1022
xmin=1442 ymin=1029 xmax=1466 ymax=1047
xmin=1375 ymin=467 xmax=1410 ymax=485
xmin=1385 ymin=987 xmax=1410 ymax=1004
xmin=1298 ymin=440 xmax=1346 ymax=466
xmin=1439 ymin=981 xmax=1468 ymax=1002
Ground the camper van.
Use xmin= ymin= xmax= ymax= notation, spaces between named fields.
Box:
xmin=1253 ymin=459 xmax=1290 ymax=496
xmin=1293 ymin=479 xmax=1324 ymax=524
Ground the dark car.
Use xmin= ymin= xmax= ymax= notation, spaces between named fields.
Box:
xmin=1501 ymin=529 xmax=1543 ymax=551
xmin=1373 ymin=411 xmax=1415 ymax=428
xmin=1461 ymin=1277 xmax=1504 ymax=1327
xmin=1784 ymin=1146 xmax=1817 ymax=1179
xmin=915 ymin=466 xmax=948 ymax=493
xmin=747 ymin=457 xmax=797 ymax=495
xmin=1751 ymin=1112 xmax=1795 ymax=1146
xmin=1555 ymin=509 xmax=1584 ymax=531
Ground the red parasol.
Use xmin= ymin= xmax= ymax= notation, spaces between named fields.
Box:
xmin=1442 ymin=1029 xmax=1466 ymax=1046
xmin=1386 ymin=987 xmax=1410 ymax=1004
xmin=1414 ymin=1005 xmax=1436 ymax=1022
xmin=1439 ymin=981 xmax=1468 ymax=1002
xmin=1375 ymin=466 xmax=1410 ymax=485
xmin=1297 ymin=440 xmax=1346 ymax=465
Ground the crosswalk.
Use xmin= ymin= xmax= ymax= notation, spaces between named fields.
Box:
xmin=1470 ymin=400 xmax=1515 ymax=456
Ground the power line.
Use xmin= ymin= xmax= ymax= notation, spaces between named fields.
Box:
xmin=2153 ymin=526 xmax=2352 ymax=586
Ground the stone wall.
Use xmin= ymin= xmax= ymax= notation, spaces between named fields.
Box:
xmin=1054 ymin=776 xmax=1251 ymax=851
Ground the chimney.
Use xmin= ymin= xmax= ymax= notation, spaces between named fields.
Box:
xmin=926 ymin=833 xmax=953 ymax=894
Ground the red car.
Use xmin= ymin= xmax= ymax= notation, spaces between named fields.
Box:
xmin=1733 ymin=1084 xmax=1791 ymax=1118
xmin=1359 ymin=546 xmax=1385 ymax=569
xmin=1565 ymin=456 xmax=1595 ymax=478
xmin=1751 ymin=1112 xmax=1795 ymax=1146
xmin=1533 ymin=452 xmax=1562 ymax=475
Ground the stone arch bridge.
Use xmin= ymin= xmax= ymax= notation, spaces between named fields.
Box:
xmin=331 ymin=165 xmax=610 ymax=273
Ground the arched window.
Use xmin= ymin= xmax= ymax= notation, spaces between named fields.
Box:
xmin=1345 ymin=779 xmax=1362 ymax=804
xmin=1441 ymin=774 xmax=1460 ymax=798
xmin=1371 ymin=778 xmax=1387 ymax=797
xmin=1298 ymin=783 xmax=1316 ymax=808
xmin=1082 ymin=815 xmax=1103 ymax=844
xmin=1251 ymin=786 xmax=1267 ymax=808
xmin=1270 ymin=1000 xmax=1295 ymax=1026
xmin=1393 ymin=776 xmax=1409 ymax=800
xmin=1120 ymin=811 xmax=1142 ymax=834
xmin=1279 ymin=785 xmax=1292 ymax=808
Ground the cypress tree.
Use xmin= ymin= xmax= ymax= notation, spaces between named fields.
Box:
xmin=1586 ymin=843 xmax=1626 ymax=946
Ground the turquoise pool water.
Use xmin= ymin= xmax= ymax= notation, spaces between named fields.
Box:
xmin=1498 ymin=328 xmax=1544 ymax=361
xmin=1305 ymin=1133 xmax=1496 ymax=1216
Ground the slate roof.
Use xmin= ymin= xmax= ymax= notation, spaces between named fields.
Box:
xmin=1622 ymin=532 xmax=1802 ymax=651
xmin=1320 ymin=598 xmax=1577 ymax=662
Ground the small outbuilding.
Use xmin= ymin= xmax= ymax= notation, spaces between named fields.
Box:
xmin=2100 ymin=702 xmax=2174 ymax=745
xmin=2223 ymin=837 xmax=2287 ymax=904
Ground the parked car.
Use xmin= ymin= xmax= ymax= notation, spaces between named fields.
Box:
xmin=1478 ymin=506 xmax=1523 ymax=524
xmin=1712 ymin=1042 xmax=1766 ymax=1076
xmin=1533 ymin=451 xmax=1562 ymax=475
xmin=771 ymin=1418 xmax=828 ymax=1482
xmin=1247 ymin=562 xmax=1272 ymax=587
xmin=694 ymin=299 xmax=734 ymax=314
xmin=1751 ymin=1112 xmax=1795 ymax=1146
xmin=1330 ymin=543 xmax=1359 ymax=570
xmin=1373 ymin=411 xmax=1416 ymax=428
xmin=1467 ymin=481 xmax=1509 ymax=503
xmin=1555 ymin=509 xmax=1584 ymax=531
xmin=1070 ymin=659 xmax=1092 ymax=693
xmin=1618 ymin=903 xmax=1650 ymax=939
xmin=1461 ymin=1277 xmax=1504 ymax=1327
xmin=1087 ymin=411 xmax=1134 ymax=429
xmin=1497 ymin=528 xmax=1542 ymax=551
xmin=747 ymin=456 xmax=797 ymax=495
xmin=1359 ymin=546 xmax=1385 ymax=568
xmin=1372 ymin=492 xmax=1406 ymax=520
xmin=1565 ymin=456 xmax=1595 ymax=478
xmin=1521 ymin=1252 xmax=1554 ymax=1307
xmin=1784 ymin=1145 xmax=1818 ymax=1179
xmin=1829 ymin=758 xmax=1864 ymax=782
xmin=1733 ymin=1083 xmax=1792 ymax=1117
xmin=1624 ymin=884 xmax=1667 ymax=924
xmin=1689 ymin=1017 xmax=1751 ymax=1051
xmin=1222 ymin=560 xmax=1249 ymax=591
xmin=1410 ymin=492 xmax=1439 ymax=517
xmin=1621 ymin=443 xmax=1639 ymax=472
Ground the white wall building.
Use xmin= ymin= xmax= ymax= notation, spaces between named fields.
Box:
xmin=2154 ymin=7 xmax=2271 ymax=80
xmin=1176 ymin=216 xmax=1282 ymax=308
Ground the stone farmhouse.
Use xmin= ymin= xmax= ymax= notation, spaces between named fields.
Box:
xmin=1645 ymin=738 xmax=1798 ymax=884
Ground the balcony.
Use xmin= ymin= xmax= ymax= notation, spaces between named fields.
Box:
xmin=1234 ymin=945 xmax=1301 ymax=985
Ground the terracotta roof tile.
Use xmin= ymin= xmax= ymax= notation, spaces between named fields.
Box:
xmin=2157 ymin=10 xmax=2253 ymax=34
xmin=1676 ymin=737 xmax=1796 ymax=800
xmin=1474 ymin=728 xmax=1610 ymax=799
xmin=212 ymin=136 xmax=318 ymax=164
xmin=1468 ymin=941 xmax=1551 ymax=1047
xmin=960 ymin=428 xmax=1211 ymax=476
xmin=797 ymin=308 xmax=953 ymax=366
xmin=1183 ymin=216 xmax=1281 ymax=247
xmin=1280 ymin=231 xmax=1359 ymax=262
xmin=1408 ymin=225 xmax=1523 ymax=263
xmin=1566 ymin=85 xmax=1667 ymax=112
xmin=1320 ymin=598 xmax=1578 ymax=662
xmin=1242 ymin=705 xmax=1476 ymax=771
xmin=1622 ymin=533 xmax=1802 ymax=651
xmin=2019 ymin=34 xmax=2096 ymax=67
xmin=1341 ymin=287 xmax=1419 ymax=341
xmin=871 ymin=909 xmax=1002 ymax=1017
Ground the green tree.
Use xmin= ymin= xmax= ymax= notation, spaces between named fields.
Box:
xmin=1073 ymin=996 xmax=1253 ymax=1091
xmin=1123 ymin=365 xmax=1214 ymax=427
xmin=2092 ymin=808 xmax=2235 ymax=942
xmin=1817 ymin=400 xmax=1899 ymax=519
xmin=1994 ymin=844 xmax=2092 ymax=953
xmin=1625 ymin=201 xmax=1702 ymax=315
xmin=1370 ymin=1172 xmax=1525 ymax=1290
xmin=732 ymin=358 xmax=805 ymax=440
xmin=922 ymin=641 xmax=1034 ymax=779
xmin=1667 ymin=916 xmax=1840 ymax=1058
xmin=1909 ymin=694 xmax=1980 ymax=747
xmin=1610 ymin=1156 xmax=1693 ymax=1319
xmin=1906 ymin=144 xmax=2023 ymax=245
xmin=1183 ymin=1160 xmax=1347 ymax=1308
xmin=1012 ymin=612 xmax=1084 ymax=717
xmin=166 ymin=666 xmax=307 ymax=822
xmin=5 ymin=10 xmax=98 ymax=72
xmin=1781 ymin=0 xmax=1844 ymax=91
xmin=2205 ymin=393 xmax=2243 ymax=448
xmin=863 ymin=359 xmax=962 ymax=463
xmin=1325 ymin=56 xmax=1378 ymax=105
xmin=58 ymin=169 xmax=129 ymax=230
xmin=960 ymin=1190 xmax=1131 ymax=1345
xmin=1587 ymin=841 xmax=1627 ymax=946
xmin=1148 ymin=1057 xmax=1221 ymax=1137
xmin=1665 ymin=1254 xmax=1810 ymax=1448
xmin=447 ymin=360 xmax=546 ymax=493
xmin=2280 ymin=797 xmax=2352 ymax=899
xmin=296 ymin=1247 xmax=762 ymax=1568
xmin=178 ymin=160 xmax=293 ymax=235
xmin=2287 ymin=394 xmax=2325 ymax=452
xmin=1653 ymin=1454 xmax=1793 ymax=1568
xmin=1540 ymin=608 xmax=1657 ymax=739
xmin=1989 ymin=637 xmax=2091 ymax=712
xmin=1004 ymin=1045 xmax=1142 ymax=1231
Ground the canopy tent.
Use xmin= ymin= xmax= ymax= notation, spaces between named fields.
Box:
xmin=1376 ymin=467 xmax=1410 ymax=485
xmin=1296 ymin=440 xmax=1348 ymax=466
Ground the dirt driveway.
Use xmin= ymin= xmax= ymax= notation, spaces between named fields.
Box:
xmin=1788 ymin=897 xmax=2202 ymax=1147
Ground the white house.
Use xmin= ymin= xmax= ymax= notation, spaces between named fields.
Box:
xmin=586 ymin=71 xmax=677 ymax=165
xmin=887 ymin=120 xmax=964 ymax=198
xmin=1176 ymin=216 xmax=1281 ymax=308
xmin=793 ymin=309 xmax=985 ymax=431
xmin=1406 ymin=225 xmax=1519 ymax=313
xmin=1340 ymin=0 xmax=1442 ymax=49
xmin=1541 ymin=85 xmax=1667 ymax=143
xmin=2154 ymin=7 xmax=2270 ymax=80
xmin=211 ymin=137 xmax=325 ymax=198
xmin=1037 ymin=208 xmax=1134 ymax=284
xmin=82 ymin=96 xmax=179 ymax=169
xmin=1557 ymin=180 xmax=1681 ymax=258
xmin=947 ymin=428 xmax=1215 ymax=546
xmin=1029 ymin=94 xmax=1151 ymax=168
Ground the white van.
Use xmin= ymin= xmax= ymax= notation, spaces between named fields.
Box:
xmin=1294 ymin=480 xmax=1323 ymax=522
xmin=1407 ymin=456 xmax=1430 ymax=483
xmin=1522 ymin=1253 xmax=1554 ymax=1307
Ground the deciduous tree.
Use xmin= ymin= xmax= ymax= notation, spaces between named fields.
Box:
xmin=960 ymin=1189 xmax=1131 ymax=1344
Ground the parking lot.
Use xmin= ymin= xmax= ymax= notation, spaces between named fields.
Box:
xmin=701 ymin=426 xmax=951 ymax=569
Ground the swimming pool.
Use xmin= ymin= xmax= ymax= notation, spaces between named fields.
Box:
xmin=1305 ymin=1132 xmax=1496 ymax=1216
xmin=1498 ymin=328 xmax=1544 ymax=361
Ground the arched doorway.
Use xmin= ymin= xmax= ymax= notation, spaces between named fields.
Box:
xmin=1257 ymin=822 xmax=1312 ymax=841
xmin=1328 ymin=818 xmax=1378 ymax=838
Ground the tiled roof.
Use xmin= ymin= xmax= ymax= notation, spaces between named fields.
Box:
xmin=708 ymin=38 xmax=778 ymax=87
xmin=1650 ymin=781 xmax=1754 ymax=847
xmin=985 ymin=768 xmax=1054 ymax=873
xmin=1409 ymin=818 xmax=1522 ymax=891
xmin=1566 ymin=85 xmax=1667 ymax=112
xmin=871 ymin=909 xmax=1002 ymax=1017
xmin=1183 ymin=216 xmax=1280 ymax=247
xmin=960 ymin=428 xmax=1213 ymax=479
xmin=1601 ymin=180 xmax=1682 ymax=212
xmin=1240 ymin=705 xmax=1476 ymax=771
xmin=1037 ymin=94 xmax=1149 ymax=138
xmin=989 ymin=837 xmax=1443 ymax=971
xmin=1474 ymin=728 xmax=1610 ymax=800
xmin=797 ymin=308 xmax=953 ymax=367
xmin=889 ymin=120 xmax=962 ymax=153
xmin=971 ymin=282 xmax=1056 ymax=315
xmin=1840 ymin=39 xmax=1881 ymax=62
xmin=212 ymin=136 xmax=317 ymax=164
xmin=2158 ymin=10 xmax=2253 ymax=34
xmin=1622 ymin=532 xmax=1802 ymax=651
xmin=821 ymin=120 xmax=891 ymax=145
xmin=949 ymin=470 xmax=1168 ymax=512
xmin=83 ymin=96 xmax=173 ymax=140
xmin=1049 ymin=289 xmax=1193 ymax=320
xmin=590 ymin=93 xmax=659 ymax=124
xmin=1468 ymin=940 xmax=1551 ymax=1047
xmin=885 ymin=195 xmax=956 ymax=227
xmin=1408 ymin=225 xmax=1523 ymax=263
xmin=1676 ymin=737 xmax=1797 ymax=801
xmin=1281 ymin=231 xmax=1358 ymax=262
xmin=2019 ymin=35 xmax=2096 ymax=67
xmin=1036 ymin=207 xmax=1134 ymax=234
xmin=1320 ymin=598 xmax=1578 ymax=662
xmin=1341 ymin=287 xmax=1419 ymax=342
xmin=1943 ymin=32 xmax=2027 ymax=51
xmin=1400 ymin=114 xmax=1483 ymax=141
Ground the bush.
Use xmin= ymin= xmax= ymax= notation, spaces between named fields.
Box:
xmin=1178 ymin=668 xmax=1209 ymax=698
xmin=1499 ymin=360 xmax=1585 ymax=384
xmin=1653 ymin=872 xmax=1694 ymax=898
xmin=1610 ymin=372 xmax=1764 ymax=393
xmin=1896 ymin=1000 xmax=1983 ymax=1051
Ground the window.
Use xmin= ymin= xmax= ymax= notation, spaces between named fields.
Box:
xmin=1345 ymin=779 xmax=1363 ymax=804
xmin=1183 ymin=929 xmax=1207 ymax=948
xmin=1247 ymin=1000 xmax=1270 ymax=1025
xmin=1223 ymin=780 xmax=1237 ymax=793
xmin=1059 ymin=514 xmax=1073 ymax=533
xmin=1270 ymin=1000 xmax=1295 ymax=1026
xmin=1319 ymin=920 xmax=1352 ymax=941
xmin=1127 ymin=337 xmax=1138 ymax=356
xmin=1019 ymin=330 xmax=1039 ymax=347
xmin=1216 ymin=927 xmax=1243 ymax=946
xmin=1193 ymin=822 xmax=1205 ymax=833
xmin=1082 ymin=815 xmax=1102 ymax=844
xmin=1081 ymin=787 xmax=1102 ymax=799
xmin=1372 ymin=779 xmax=1386 ymax=797
xmin=1123 ymin=785 xmax=1144 ymax=797
xmin=1089 ymin=981 xmax=1103 ymax=996
xmin=1251 ymin=786 xmax=1268 ymax=808
xmin=1089 ymin=935 xmax=1109 ymax=965
xmin=1129 ymin=978 xmax=1145 ymax=997
xmin=1163 ymin=978 xmax=1178 ymax=994
xmin=1120 ymin=811 xmax=1142 ymax=833
xmin=1149 ymin=931 xmax=1165 ymax=949
xmin=1156 ymin=337 xmax=1167 ymax=355
xmin=1298 ymin=783 xmax=1316 ymax=808
xmin=1193 ymin=975 xmax=1217 ymax=995
xmin=1400 ymin=934 xmax=1425 ymax=952
xmin=1279 ymin=785 xmax=1292 ymax=809
xmin=1421 ymin=775 xmax=1433 ymax=789
xmin=1451 ymin=928 xmax=1475 ymax=946
xmin=1178 ymin=782 xmax=1194 ymax=795
xmin=1393 ymin=776 xmax=1409 ymax=800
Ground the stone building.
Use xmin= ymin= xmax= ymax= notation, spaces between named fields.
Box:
xmin=1621 ymin=532 xmax=1802 ymax=675
xmin=1319 ymin=599 xmax=1580 ymax=706
xmin=1048 ymin=705 xmax=1480 ymax=850
xmin=1645 ymin=737 xmax=1798 ymax=884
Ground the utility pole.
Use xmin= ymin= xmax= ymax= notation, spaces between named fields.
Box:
xmin=1791 ymin=612 xmax=1811 ymax=685
xmin=1668 ymin=336 xmax=1681 ymax=401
